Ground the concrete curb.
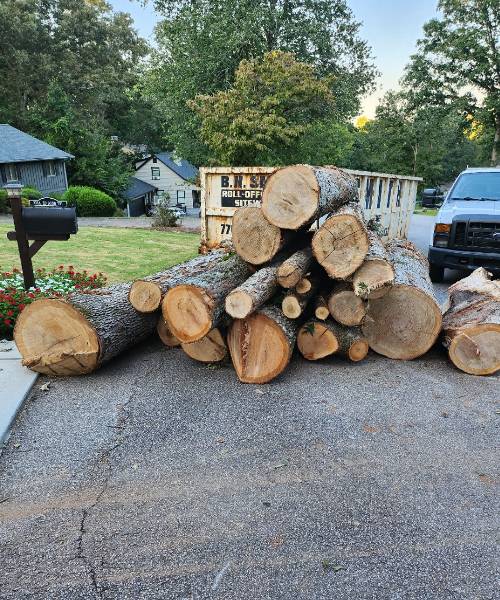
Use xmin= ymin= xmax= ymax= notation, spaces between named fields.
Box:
xmin=0 ymin=340 xmax=38 ymax=445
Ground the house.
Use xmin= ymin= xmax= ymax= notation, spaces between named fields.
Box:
xmin=134 ymin=152 xmax=200 ymax=209
xmin=122 ymin=177 xmax=158 ymax=217
xmin=0 ymin=124 xmax=73 ymax=196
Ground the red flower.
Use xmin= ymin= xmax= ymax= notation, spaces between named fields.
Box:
xmin=6 ymin=310 xmax=13 ymax=317
xmin=4 ymin=319 xmax=11 ymax=326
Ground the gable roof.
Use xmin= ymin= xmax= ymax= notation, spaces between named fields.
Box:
xmin=138 ymin=152 xmax=198 ymax=182
xmin=123 ymin=176 xmax=158 ymax=200
xmin=0 ymin=124 xmax=73 ymax=164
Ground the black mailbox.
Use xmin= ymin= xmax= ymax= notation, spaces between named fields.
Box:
xmin=22 ymin=197 xmax=78 ymax=237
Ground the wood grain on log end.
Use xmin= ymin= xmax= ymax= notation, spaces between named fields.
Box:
xmin=297 ymin=321 xmax=339 ymax=360
xmin=157 ymin=317 xmax=181 ymax=347
xmin=352 ymin=259 xmax=394 ymax=299
xmin=347 ymin=339 xmax=369 ymax=362
xmin=14 ymin=298 xmax=100 ymax=375
xmin=225 ymin=290 xmax=254 ymax=319
xmin=328 ymin=289 xmax=366 ymax=326
xmin=447 ymin=324 xmax=500 ymax=376
xmin=129 ymin=280 xmax=163 ymax=313
xmin=181 ymin=328 xmax=227 ymax=363
xmin=232 ymin=206 xmax=287 ymax=265
xmin=162 ymin=285 xmax=214 ymax=343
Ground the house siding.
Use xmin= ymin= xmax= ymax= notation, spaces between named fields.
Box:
xmin=134 ymin=158 xmax=199 ymax=209
xmin=0 ymin=160 xmax=68 ymax=195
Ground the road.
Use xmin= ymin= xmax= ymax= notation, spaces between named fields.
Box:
xmin=0 ymin=214 xmax=498 ymax=599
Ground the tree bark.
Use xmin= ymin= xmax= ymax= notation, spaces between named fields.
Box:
xmin=262 ymin=165 xmax=357 ymax=230
xmin=157 ymin=316 xmax=181 ymax=347
xmin=442 ymin=267 xmax=500 ymax=375
xmin=352 ymin=231 xmax=394 ymax=299
xmin=231 ymin=206 xmax=294 ymax=265
xmin=327 ymin=282 xmax=366 ymax=326
xmin=276 ymin=247 xmax=313 ymax=288
xmin=326 ymin=321 xmax=369 ymax=362
xmin=128 ymin=251 xmax=225 ymax=313
xmin=181 ymin=328 xmax=228 ymax=363
xmin=15 ymin=285 xmax=158 ymax=375
xmin=225 ymin=261 xmax=281 ymax=319
xmin=312 ymin=202 xmax=370 ymax=279
xmin=361 ymin=240 xmax=442 ymax=360
xmin=227 ymin=305 xmax=298 ymax=383
xmin=162 ymin=255 xmax=253 ymax=343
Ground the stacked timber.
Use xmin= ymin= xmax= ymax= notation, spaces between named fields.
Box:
xmin=18 ymin=163 xmax=489 ymax=384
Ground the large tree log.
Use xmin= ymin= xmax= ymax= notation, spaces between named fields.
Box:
xmin=262 ymin=165 xmax=357 ymax=230
xmin=227 ymin=305 xmax=298 ymax=383
xmin=327 ymin=282 xmax=366 ymax=326
xmin=326 ymin=321 xmax=369 ymax=362
xmin=162 ymin=255 xmax=253 ymax=343
xmin=276 ymin=248 xmax=313 ymax=288
xmin=282 ymin=276 xmax=319 ymax=319
xmin=225 ymin=260 xmax=283 ymax=319
xmin=128 ymin=251 xmax=224 ymax=313
xmin=352 ymin=231 xmax=394 ymax=299
xmin=157 ymin=317 xmax=181 ymax=347
xmin=361 ymin=240 xmax=442 ymax=359
xmin=14 ymin=285 xmax=157 ymax=375
xmin=442 ymin=268 xmax=500 ymax=375
xmin=297 ymin=320 xmax=339 ymax=360
xmin=231 ymin=206 xmax=293 ymax=265
xmin=312 ymin=202 xmax=370 ymax=279
xmin=181 ymin=328 xmax=228 ymax=363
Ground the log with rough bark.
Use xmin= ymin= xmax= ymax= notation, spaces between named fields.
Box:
xmin=352 ymin=231 xmax=394 ymax=299
xmin=297 ymin=320 xmax=339 ymax=360
xmin=227 ymin=305 xmax=298 ymax=383
xmin=361 ymin=240 xmax=442 ymax=359
xmin=14 ymin=285 xmax=158 ymax=375
xmin=312 ymin=202 xmax=370 ymax=279
xmin=225 ymin=261 xmax=280 ymax=319
xmin=327 ymin=321 xmax=369 ymax=362
xmin=277 ymin=248 xmax=313 ymax=288
xmin=327 ymin=282 xmax=366 ymax=326
xmin=157 ymin=317 xmax=181 ymax=347
xmin=181 ymin=328 xmax=228 ymax=363
xmin=282 ymin=276 xmax=319 ymax=319
xmin=231 ymin=206 xmax=293 ymax=265
xmin=128 ymin=251 xmax=224 ymax=313
xmin=262 ymin=165 xmax=357 ymax=230
xmin=442 ymin=267 xmax=500 ymax=375
xmin=314 ymin=295 xmax=330 ymax=320
xmin=162 ymin=255 xmax=253 ymax=343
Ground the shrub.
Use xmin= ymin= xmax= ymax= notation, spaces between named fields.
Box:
xmin=64 ymin=186 xmax=116 ymax=217
xmin=0 ymin=190 xmax=8 ymax=213
xmin=22 ymin=187 xmax=42 ymax=200
xmin=0 ymin=266 xmax=107 ymax=339
xmin=152 ymin=195 xmax=180 ymax=228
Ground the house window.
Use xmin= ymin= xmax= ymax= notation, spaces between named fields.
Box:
xmin=6 ymin=163 xmax=20 ymax=181
xmin=151 ymin=166 xmax=160 ymax=180
xmin=176 ymin=190 xmax=186 ymax=204
xmin=152 ymin=156 xmax=157 ymax=163
xmin=46 ymin=161 xmax=57 ymax=176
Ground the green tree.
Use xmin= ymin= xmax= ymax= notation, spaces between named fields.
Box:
xmin=148 ymin=0 xmax=376 ymax=164
xmin=404 ymin=0 xmax=500 ymax=165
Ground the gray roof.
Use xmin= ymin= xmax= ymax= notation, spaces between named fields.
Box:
xmin=123 ymin=176 xmax=158 ymax=200
xmin=144 ymin=152 xmax=198 ymax=182
xmin=0 ymin=124 xmax=73 ymax=164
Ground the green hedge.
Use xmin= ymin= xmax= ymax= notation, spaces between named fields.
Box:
xmin=22 ymin=187 xmax=42 ymax=200
xmin=64 ymin=186 xmax=116 ymax=217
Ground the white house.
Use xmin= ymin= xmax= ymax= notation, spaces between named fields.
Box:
xmin=134 ymin=152 xmax=200 ymax=210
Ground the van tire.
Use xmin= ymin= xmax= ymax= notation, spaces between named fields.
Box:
xmin=429 ymin=263 xmax=444 ymax=283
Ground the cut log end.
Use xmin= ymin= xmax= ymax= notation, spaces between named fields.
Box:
xmin=362 ymin=286 xmax=442 ymax=360
xmin=353 ymin=259 xmax=394 ymax=299
xmin=297 ymin=322 xmax=339 ymax=360
xmin=225 ymin=290 xmax=254 ymax=319
xmin=128 ymin=280 xmax=162 ymax=313
xmin=156 ymin=317 xmax=180 ymax=347
xmin=314 ymin=298 xmax=330 ymax=321
xmin=282 ymin=295 xmax=302 ymax=319
xmin=181 ymin=328 xmax=227 ymax=363
xmin=228 ymin=312 xmax=292 ymax=383
xmin=162 ymin=285 xmax=213 ymax=343
xmin=14 ymin=298 xmax=99 ymax=375
xmin=347 ymin=339 xmax=369 ymax=362
xmin=295 ymin=278 xmax=312 ymax=294
xmin=328 ymin=290 xmax=366 ymax=326
xmin=232 ymin=207 xmax=285 ymax=265
xmin=448 ymin=324 xmax=500 ymax=376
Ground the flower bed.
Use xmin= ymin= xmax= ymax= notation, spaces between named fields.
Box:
xmin=0 ymin=266 xmax=107 ymax=339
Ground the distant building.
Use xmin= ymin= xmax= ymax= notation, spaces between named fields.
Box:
xmin=0 ymin=124 xmax=73 ymax=196
xmin=122 ymin=177 xmax=158 ymax=217
xmin=134 ymin=152 xmax=200 ymax=209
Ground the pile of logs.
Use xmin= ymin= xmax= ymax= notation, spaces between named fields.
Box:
xmin=14 ymin=165 xmax=498 ymax=380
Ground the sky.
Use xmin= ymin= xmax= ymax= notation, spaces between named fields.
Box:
xmin=110 ymin=0 xmax=439 ymax=117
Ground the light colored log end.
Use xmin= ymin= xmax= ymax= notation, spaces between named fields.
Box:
xmin=328 ymin=290 xmax=366 ymax=326
xmin=162 ymin=285 xmax=214 ymax=343
xmin=232 ymin=207 xmax=285 ymax=265
xmin=282 ymin=295 xmax=302 ymax=319
xmin=181 ymin=328 xmax=227 ymax=363
xmin=157 ymin=317 xmax=181 ymax=347
xmin=348 ymin=339 xmax=369 ymax=362
xmin=447 ymin=324 xmax=500 ymax=376
xmin=352 ymin=259 xmax=394 ymax=300
xmin=297 ymin=321 xmax=339 ymax=360
xmin=295 ymin=278 xmax=312 ymax=294
xmin=14 ymin=298 xmax=99 ymax=375
xmin=129 ymin=280 xmax=162 ymax=313
xmin=225 ymin=290 xmax=254 ymax=319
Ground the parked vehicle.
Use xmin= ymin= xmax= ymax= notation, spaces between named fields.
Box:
xmin=421 ymin=187 xmax=444 ymax=207
xmin=428 ymin=167 xmax=500 ymax=282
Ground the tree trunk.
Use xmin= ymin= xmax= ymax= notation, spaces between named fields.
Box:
xmin=14 ymin=285 xmax=157 ymax=375
xmin=442 ymin=267 xmax=500 ymax=375
xmin=181 ymin=328 xmax=228 ymax=363
xmin=491 ymin=113 xmax=500 ymax=166
xmin=225 ymin=261 xmax=281 ymax=319
xmin=352 ymin=231 xmax=394 ymax=299
xmin=312 ymin=202 xmax=370 ymax=279
xmin=327 ymin=282 xmax=366 ymax=326
xmin=227 ymin=305 xmax=298 ymax=383
xmin=157 ymin=317 xmax=181 ymax=347
xmin=282 ymin=276 xmax=319 ymax=319
xmin=128 ymin=251 xmax=225 ymax=313
xmin=326 ymin=321 xmax=369 ymax=362
xmin=277 ymin=247 xmax=313 ymax=288
xmin=297 ymin=320 xmax=339 ymax=360
xmin=361 ymin=240 xmax=442 ymax=360
xmin=231 ymin=206 xmax=293 ymax=265
xmin=162 ymin=255 xmax=253 ymax=343
xmin=314 ymin=295 xmax=330 ymax=320
xmin=262 ymin=165 xmax=357 ymax=230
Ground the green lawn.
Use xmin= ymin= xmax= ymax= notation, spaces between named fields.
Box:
xmin=0 ymin=225 xmax=199 ymax=283
xmin=414 ymin=206 xmax=439 ymax=216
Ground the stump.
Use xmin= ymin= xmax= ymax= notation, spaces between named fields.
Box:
xmin=262 ymin=165 xmax=357 ymax=230
xmin=328 ymin=282 xmax=366 ymax=326
xmin=352 ymin=231 xmax=394 ymax=299
xmin=442 ymin=267 xmax=500 ymax=375
xmin=181 ymin=328 xmax=227 ymax=363
xmin=227 ymin=305 xmax=298 ymax=383
xmin=361 ymin=240 xmax=442 ymax=359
